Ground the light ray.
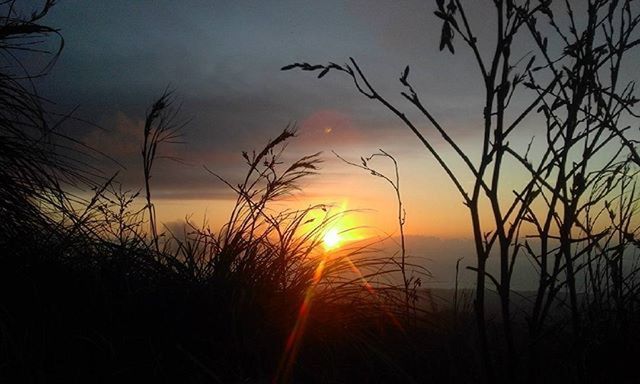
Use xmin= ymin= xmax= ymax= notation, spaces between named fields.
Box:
xmin=274 ymin=253 xmax=327 ymax=383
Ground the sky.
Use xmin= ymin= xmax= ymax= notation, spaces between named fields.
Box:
xmin=28 ymin=0 xmax=490 ymax=239
xmin=28 ymin=1 xmax=639 ymax=250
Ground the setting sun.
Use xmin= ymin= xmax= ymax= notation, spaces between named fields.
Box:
xmin=323 ymin=228 xmax=342 ymax=250
xmin=9 ymin=1 xmax=639 ymax=382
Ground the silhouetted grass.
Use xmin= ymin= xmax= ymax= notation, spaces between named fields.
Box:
xmin=0 ymin=110 xmax=443 ymax=382
xmin=3 ymin=2 xmax=640 ymax=383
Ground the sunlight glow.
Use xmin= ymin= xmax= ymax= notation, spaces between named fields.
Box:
xmin=275 ymin=201 xmax=406 ymax=382
xmin=323 ymin=228 xmax=342 ymax=250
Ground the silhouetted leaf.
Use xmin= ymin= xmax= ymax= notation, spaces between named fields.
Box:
xmin=512 ymin=73 xmax=523 ymax=87
xmin=281 ymin=63 xmax=297 ymax=71
xmin=439 ymin=22 xmax=455 ymax=54
xmin=497 ymin=81 xmax=511 ymax=100
xmin=317 ymin=67 xmax=330 ymax=78
xmin=434 ymin=10 xmax=458 ymax=29
xmin=525 ymin=55 xmax=536 ymax=71
xmin=446 ymin=41 xmax=455 ymax=54
xmin=434 ymin=10 xmax=447 ymax=20
xmin=447 ymin=0 xmax=457 ymax=13
xmin=400 ymin=65 xmax=410 ymax=85
xmin=550 ymin=98 xmax=566 ymax=111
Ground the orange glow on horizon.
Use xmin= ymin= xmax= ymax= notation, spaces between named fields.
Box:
xmin=302 ymin=200 xmax=370 ymax=253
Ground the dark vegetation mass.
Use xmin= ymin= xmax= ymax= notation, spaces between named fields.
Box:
xmin=1 ymin=1 xmax=640 ymax=383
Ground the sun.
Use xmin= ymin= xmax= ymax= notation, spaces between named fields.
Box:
xmin=323 ymin=228 xmax=342 ymax=250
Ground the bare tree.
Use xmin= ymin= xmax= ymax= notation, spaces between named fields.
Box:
xmin=284 ymin=0 xmax=640 ymax=381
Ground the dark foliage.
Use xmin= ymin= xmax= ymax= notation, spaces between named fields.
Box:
xmin=2 ymin=1 xmax=640 ymax=384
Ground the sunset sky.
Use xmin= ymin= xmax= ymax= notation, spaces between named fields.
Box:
xmin=34 ymin=0 xmax=636 ymax=252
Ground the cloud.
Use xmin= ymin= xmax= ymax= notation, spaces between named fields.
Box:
xmin=38 ymin=0 xmax=525 ymax=238
xmin=83 ymin=112 xmax=143 ymax=159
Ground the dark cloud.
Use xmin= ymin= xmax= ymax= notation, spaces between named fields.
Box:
xmin=36 ymin=0 xmax=590 ymax=220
